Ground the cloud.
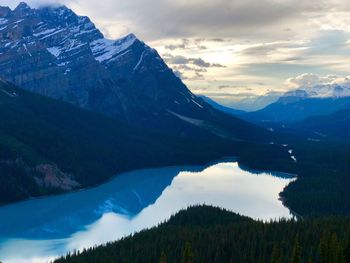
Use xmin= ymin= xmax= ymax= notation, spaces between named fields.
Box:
xmin=284 ymin=73 xmax=350 ymax=97
xmin=164 ymin=39 xmax=189 ymax=50
xmin=2 ymin=0 xmax=350 ymax=104
xmin=2 ymin=0 xmax=335 ymax=41
xmin=165 ymin=55 xmax=225 ymax=68
xmin=240 ymin=42 xmax=305 ymax=57
xmin=164 ymin=38 xmax=208 ymax=51
xmin=167 ymin=55 xmax=189 ymax=65
xmin=285 ymin=73 xmax=326 ymax=89
xmin=210 ymin=38 xmax=227 ymax=42
xmin=191 ymin=58 xmax=211 ymax=68
xmin=285 ymin=73 xmax=350 ymax=89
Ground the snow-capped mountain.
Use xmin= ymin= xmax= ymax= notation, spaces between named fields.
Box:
xmin=0 ymin=2 xmax=271 ymax=141
xmin=0 ymin=3 xmax=203 ymax=125
xmin=283 ymin=84 xmax=350 ymax=99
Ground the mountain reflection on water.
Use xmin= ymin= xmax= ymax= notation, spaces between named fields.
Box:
xmin=0 ymin=159 xmax=295 ymax=263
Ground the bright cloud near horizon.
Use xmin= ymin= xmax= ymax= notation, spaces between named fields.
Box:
xmin=2 ymin=0 xmax=350 ymax=106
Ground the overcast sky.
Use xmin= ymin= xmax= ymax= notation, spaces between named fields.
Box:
xmin=2 ymin=0 xmax=350 ymax=105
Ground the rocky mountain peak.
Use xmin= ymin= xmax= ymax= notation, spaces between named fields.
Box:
xmin=0 ymin=2 xmax=215 ymax=133
xmin=13 ymin=2 xmax=34 ymax=17
xmin=15 ymin=2 xmax=30 ymax=10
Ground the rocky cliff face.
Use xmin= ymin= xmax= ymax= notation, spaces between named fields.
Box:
xmin=0 ymin=2 xmax=271 ymax=141
xmin=0 ymin=3 xmax=207 ymax=125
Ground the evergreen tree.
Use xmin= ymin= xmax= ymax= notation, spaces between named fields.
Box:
xmin=320 ymin=234 xmax=329 ymax=263
xmin=291 ymin=237 xmax=302 ymax=263
xmin=328 ymin=232 xmax=346 ymax=263
xmin=158 ymin=251 xmax=167 ymax=263
xmin=345 ymin=231 xmax=350 ymax=263
xmin=182 ymin=242 xmax=194 ymax=263
xmin=270 ymin=244 xmax=280 ymax=263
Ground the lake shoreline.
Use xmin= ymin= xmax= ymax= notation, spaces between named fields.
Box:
xmin=0 ymin=159 xmax=295 ymax=262
xmin=0 ymin=155 xmax=297 ymax=211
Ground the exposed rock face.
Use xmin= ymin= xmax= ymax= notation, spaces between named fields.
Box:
xmin=1 ymin=157 xmax=79 ymax=191
xmin=35 ymin=164 xmax=80 ymax=191
xmin=0 ymin=3 xmax=210 ymax=128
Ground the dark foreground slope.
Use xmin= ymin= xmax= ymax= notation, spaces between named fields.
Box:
xmin=55 ymin=205 xmax=350 ymax=263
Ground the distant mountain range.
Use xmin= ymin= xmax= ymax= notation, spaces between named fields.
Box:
xmin=202 ymin=86 xmax=350 ymax=125
xmin=0 ymin=2 xmax=271 ymax=142
xmin=283 ymin=82 xmax=350 ymax=98
xmin=243 ymin=96 xmax=350 ymax=124
xmin=211 ymin=92 xmax=281 ymax=112
xmin=202 ymin=86 xmax=350 ymax=143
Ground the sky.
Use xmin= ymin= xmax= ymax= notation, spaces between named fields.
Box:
xmin=2 ymin=0 xmax=350 ymax=106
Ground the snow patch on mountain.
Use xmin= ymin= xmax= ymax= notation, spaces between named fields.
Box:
xmin=90 ymin=34 xmax=137 ymax=63
xmin=47 ymin=47 xmax=61 ymax=58
xmin=168 ymin=110 xmax=204 ymax=126
xmin=0 ymin=18 xmax=8 ymax=25
xmin=33 ymin=28 xmax=56 ymax=37
xmin=288 ymin=149 xmax=297 ymax=162
xmin=133 ymin=51 xmax=147 ymax=71
xmin=192 ymin=99 xmax=204 ymax=108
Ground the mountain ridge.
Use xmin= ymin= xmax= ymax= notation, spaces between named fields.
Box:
xmin=0 ymin=2 xmax=273 ymax=142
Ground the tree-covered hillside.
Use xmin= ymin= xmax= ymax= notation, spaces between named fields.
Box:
xmin=0 ymin=80 xmax=240 ymax=204
xmin=54 ymin=205 xmax=350 ymax=263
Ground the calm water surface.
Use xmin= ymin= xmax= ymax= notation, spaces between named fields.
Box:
xmin=0 ymin=159 xmax=295 ymax=263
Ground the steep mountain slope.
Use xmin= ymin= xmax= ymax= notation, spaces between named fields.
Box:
xmin=0 ymin=79 xmax=238 ymax=205
xmin=0 ymin=3 xmax=271 ymax=141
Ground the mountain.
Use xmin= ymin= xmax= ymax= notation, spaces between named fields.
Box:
xmin=0 ymin=2 xmax=271 ymax=141
xmin=0 ymin=79 xmax=238 ymax=205
xmin=242 ymin=96 xmax=350 ymax=124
